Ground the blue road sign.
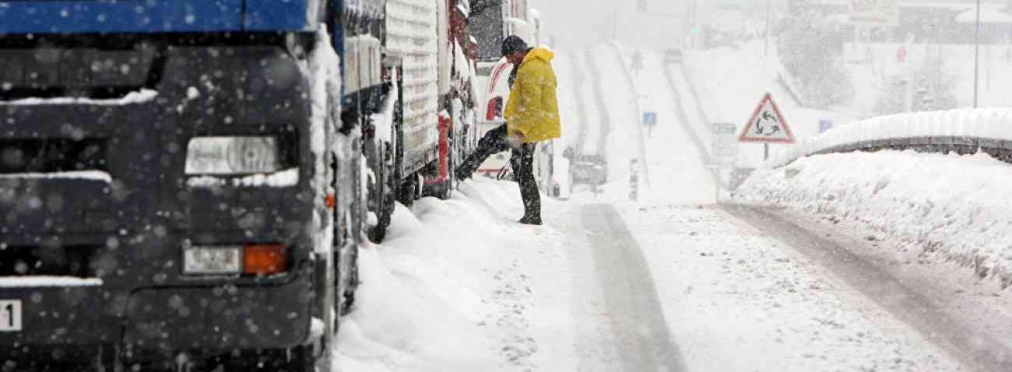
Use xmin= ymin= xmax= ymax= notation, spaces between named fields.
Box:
xmin=643 ymin=112 xmax=658 ymax=127
xmin=819 ymin=119 xmax=834 ymax=134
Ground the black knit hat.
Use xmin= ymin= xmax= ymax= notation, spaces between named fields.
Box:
xmin=501 ymin=35 xmax=530 ymax=57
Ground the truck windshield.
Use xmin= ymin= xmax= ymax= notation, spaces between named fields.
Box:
xmin=468 ymin=0 xmax=504 ymax=62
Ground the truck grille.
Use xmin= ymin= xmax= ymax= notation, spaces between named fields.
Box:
xmin=0 ymin=138 xmax=108 ymax=174
xmin=0 ymin=47 xmax=157 ymax=100
xmin=0 ymin=244 xmax=96 ymax=277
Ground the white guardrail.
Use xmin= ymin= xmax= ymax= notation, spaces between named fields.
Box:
xmin=765 ymin=109 xmax=1012 ymax=168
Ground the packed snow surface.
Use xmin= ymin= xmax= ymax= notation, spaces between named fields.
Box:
xmin=336 ymin=179 xmax=574 ymax=371
xmin=622 ymin=205 xmax=964 ymax=371
xmin=337 ymin=176 xmax=969 ymax=371
xmin=738 ymin=150 xmax=1012 ymax=289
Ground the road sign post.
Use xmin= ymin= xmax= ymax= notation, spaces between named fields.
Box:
xmin=709 ymin=122 xmax=738 ymax=203
xmin=642 ymin=111 xmax=657 ymax=138
xmin=711 ymin=122 xmax=738 ymax=165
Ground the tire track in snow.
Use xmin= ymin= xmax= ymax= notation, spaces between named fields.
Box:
xmin=584 ymin=50 xmax=611 ymax=159
xmin=579 ymin=204 xmax=685 ymax=372
xmin=660 ymin=59 xmax=719 ymax=188
xmin=724 ymin=205 xmax=1012 ymax=372
xmin=567 ymin=51 xmax=591 ymax=158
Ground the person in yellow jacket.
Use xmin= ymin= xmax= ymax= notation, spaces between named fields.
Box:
xmin=456 ymin=36 xmax=561 ymax=225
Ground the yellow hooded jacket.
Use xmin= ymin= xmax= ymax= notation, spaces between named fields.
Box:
xmin=505 ymin=47 xmax=562 ymax=143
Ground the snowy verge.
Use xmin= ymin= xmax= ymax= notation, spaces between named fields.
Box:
xmin=336 ymin=178 xmax=572 ymax=372
xmin=736 ymin=150 xmax=1012 ymax=290
xmin=766 ymin=108 xmax=1012 ymax=167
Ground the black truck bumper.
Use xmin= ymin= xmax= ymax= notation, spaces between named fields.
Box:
xmin=0 ymin=273 xmax=313 ymax=363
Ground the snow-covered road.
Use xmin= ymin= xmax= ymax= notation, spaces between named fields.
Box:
xmin=726 ymin=205 xmax=1012 ymax=372
xmin=335 ymin=45 xmax=1008 ymax=372
xmin=577 ymin=204 xmax=684 ymax=371
xmin=338 ymin=178 xmax=978 ymax=372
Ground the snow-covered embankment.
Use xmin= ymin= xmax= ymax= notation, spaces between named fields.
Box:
xmin=737 ymin=150 xmax=1012 ymax=289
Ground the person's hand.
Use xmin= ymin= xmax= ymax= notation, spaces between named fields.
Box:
xmin=507 ymin=132 xmax=525 ymax=149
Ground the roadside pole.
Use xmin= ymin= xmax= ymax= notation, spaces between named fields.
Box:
xmin=974 ymin=0 xmax=980 ymax=108
xmin=630 ymin=159 xmax=639 ymax=202
xmin=711 ymin=123 xmax=739 ymax=204
xmin=765 ymin=0 xmax=771 ymax=59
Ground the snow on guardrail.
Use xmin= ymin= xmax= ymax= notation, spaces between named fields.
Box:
xmin=765 ymin=109 xmax=1012 ymax=168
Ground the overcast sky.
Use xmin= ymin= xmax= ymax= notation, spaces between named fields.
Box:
xmin=533 ymin=0 xmax=790 ymax=51
xmin=534 ymin=0 xmax=700 ymax=50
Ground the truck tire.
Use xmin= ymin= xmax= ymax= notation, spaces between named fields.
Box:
xmin=397 ymin=173 xmax=419 ymax=207
xmin=337 ymin=208 xmax=359 ymax=316
xmin=367 ymin=139 xmax=389 ymax=242
xmin=369 ymin=132 xmax=398 ymax=243
xmin=436 ymin=140 xmax=458 ymax=200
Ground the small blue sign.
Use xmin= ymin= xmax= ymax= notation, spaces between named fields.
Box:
xmin=643 ymin=112 xmax=658 ymax=127
xmin=819 ymin=119 xmax=833 ymax=134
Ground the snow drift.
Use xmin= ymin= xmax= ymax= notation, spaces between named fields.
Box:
xmin=336 ymin=178 xmax=568 ymax=371
xmin=766 ymin=108 xmax=1012 ymax=167
xmin=737 ymin=150 xmax=1012 ymax=290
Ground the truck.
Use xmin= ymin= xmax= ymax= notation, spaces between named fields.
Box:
xmin=0 ymin=0 xmax=478 ymax=370
xmin=364 ymin=0 xmax=480 ymax=241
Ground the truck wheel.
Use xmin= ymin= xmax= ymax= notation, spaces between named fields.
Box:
xmin=397 ymin=172 xmax=418 ymax=207
xmin=369 ymin=140 xmax=397 ymax=243
xmin=337 ymin=210 xmax=359 ymax=316
xmin=445 ymin=154 xmax=457 ymax=198
xmin=367 ymin=140 xmax=388 ymax=242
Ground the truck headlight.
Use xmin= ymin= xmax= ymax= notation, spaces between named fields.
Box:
xmin=185 ymin=137 xmax=280 ymax=175
xmin=183 ymin=246 xmax=242 ymax=275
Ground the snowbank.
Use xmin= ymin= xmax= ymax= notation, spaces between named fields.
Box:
xmin=336 ymin=179 xmax=571 ymax=371
xmin=737 ymin=150 xmax=1012 ymax=289
xmin=766 ymin=108 xmax=1012 ymax=167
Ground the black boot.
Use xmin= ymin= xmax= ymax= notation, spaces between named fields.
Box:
xmin=516 ymin=143 xmax=542 ymax=225
xmin=518 ymin=214 xmax=542 ymax=225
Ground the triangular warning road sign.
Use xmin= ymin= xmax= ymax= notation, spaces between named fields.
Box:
xmin=739 ymin=93 xmax=795 ymax=144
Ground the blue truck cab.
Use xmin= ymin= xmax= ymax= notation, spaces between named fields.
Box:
xmin=0 ymin=1 xmax=379 ymax=370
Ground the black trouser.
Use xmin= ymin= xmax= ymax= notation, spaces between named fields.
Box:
xmin=457 ymin=124 xmax=541 ymax=219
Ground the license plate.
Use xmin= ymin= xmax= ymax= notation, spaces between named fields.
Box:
xmin=183 ymin=247 xmax=242 ymax=275
xmin=0 ymin=300 xmax=22 ymax=332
